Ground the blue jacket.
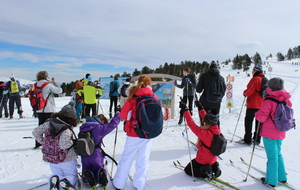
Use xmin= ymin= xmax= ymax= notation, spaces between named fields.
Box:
xmin=109 ymin=80 xmax=120 ymax=97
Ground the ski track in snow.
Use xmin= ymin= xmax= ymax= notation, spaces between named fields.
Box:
xmin=1 ymin=59 xmax=300 ymax=190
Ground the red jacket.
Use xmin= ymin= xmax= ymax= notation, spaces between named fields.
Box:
xmin=243 ymin=73 xmax=265 ymax=109
xmin=120 ymin=86 xmax=158 ymax=137
xmin=184 ymin=110 xmax=220 ymax=165
xmin=74 ymin=80 xmax=83 ymax=103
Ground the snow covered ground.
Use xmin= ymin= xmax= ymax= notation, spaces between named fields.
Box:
xmin=1 ymin=59 xmax=300 ymax=190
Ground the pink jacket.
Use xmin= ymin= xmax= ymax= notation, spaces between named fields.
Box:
xmin=255 ymin=88 xmax=292 ymax=140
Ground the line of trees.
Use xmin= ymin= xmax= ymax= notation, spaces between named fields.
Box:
xmin=61 ymin=45 xmax=299 ymax=95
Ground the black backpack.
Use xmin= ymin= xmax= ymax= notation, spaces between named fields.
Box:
xmin=75 ymin=131 xmax=95 ymax=156
xmin=257 ymin=76 xmax=268 ymax=97
xmin=202 ymin=133 xmax=227 ymax=156
xmin=110 ymin=81 xmax=117 ymax=93
xmin=206 ymin=75 xmax=226 ymax=103
xmin=120 ymin=84 xmax=130 ymax=98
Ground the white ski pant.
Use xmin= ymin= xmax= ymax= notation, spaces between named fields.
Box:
xmin=50 ymin=159 xmax=78 ymax=188
xmin=113 ymin=136 xmax=152 ymax=190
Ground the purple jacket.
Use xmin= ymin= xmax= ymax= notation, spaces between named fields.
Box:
xmin=255 ymin=88 xmax=292 ymax=140
xmin=79 ymin=113 xmax=120 ymax=172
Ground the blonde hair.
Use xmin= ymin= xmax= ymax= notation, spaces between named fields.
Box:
xmin=127 ymin=75 xmax=152 ymax=101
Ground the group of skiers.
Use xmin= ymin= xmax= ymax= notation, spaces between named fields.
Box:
xmin=28 ymin=62 xmax=293 ymax=189
xmin=174 ymin=63 xmax=292 ymax=188
xmin=0 ymin=74 xmax=24 ymax=119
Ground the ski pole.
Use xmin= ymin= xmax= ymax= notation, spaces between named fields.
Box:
xmin=96 ymin=98 xmax=99 ymax=115
xmin=230 ymin=96 xmax=246 ymax=142
xmin=110 ymin=125 xmax=118 ymax=176
xmin=243 ymin=122 xmax=261 ymax=182
xmin=184 ymin=80 xmax=196 ymax=182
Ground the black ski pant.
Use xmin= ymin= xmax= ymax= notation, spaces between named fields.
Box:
xmin=179 ymin=95 xmax=194 ymax=119
xmin=85 ymin=103 xmax=96 ymax=117
xmin=36 ymin=112 xmax=52 ymax=148
xmin=244 ymin=108 xmax=261 ymax=144
xmin=9 ymin=95 xmax=23 ymax=117
xmin=109 ymin=96 xmax=118 ymax=114
xmin=0 ymin=97 xmax=8 ymax=118
xmin=184 ymin=159 xmax=221 ymax=178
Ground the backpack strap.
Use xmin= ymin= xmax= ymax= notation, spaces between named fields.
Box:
xmin=265 ymin=97 xmax=286 ymax=105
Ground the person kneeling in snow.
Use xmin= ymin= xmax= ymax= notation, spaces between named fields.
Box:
xmin=32 ymin=101 xmax=78 ymax=190
xmin=79 ymin=110 xmax=120 ymax=188
xmin=180 ymin=101 xmax=221 ymax=180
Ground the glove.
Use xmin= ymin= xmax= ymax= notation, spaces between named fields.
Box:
xmin=174 ymin=80 xmax=178 ymax=86
xmin=116 ymin=105 xmax=121 ymax=112
xmin=195 ymin=100 xmax=204 ymax=111
xmin=185 ymin=78 xmax=190 ymax=83
xmin=96 ymin=94 xmax=101 ymax=99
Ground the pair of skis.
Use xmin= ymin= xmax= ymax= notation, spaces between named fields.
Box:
xmin=173 ymin=160 xmax=240 ymax=190
xmin=230 ymin=158 xmax=295 ymax=189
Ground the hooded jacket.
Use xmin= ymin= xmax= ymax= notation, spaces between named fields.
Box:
xmin=120 ymin=86 xmax=157 ymax=137
xmin=196 ymin=68 xmax=226 ymax=110
xmin=184 ymin=110 xmax=220 ymax=165
xmin=255 ymin=88 xmax=292 ymax=140
xmin=79 ymin=113 xmax=120 ymax=169
xmin=32 ymin=117 xmax=77 ymax=163
xmin=174 ymin=73 xmax=196 ymax=96
xmin=243 ymin=72 xmax=265 ymax=109
xmin=36 ymin=79 xmax=63 ymax=113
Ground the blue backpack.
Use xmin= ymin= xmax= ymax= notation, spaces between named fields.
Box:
xmin=135 ymin=95 xmax=163 ymax=139
xmin=265 ymin=97 xmax=296 ymax=131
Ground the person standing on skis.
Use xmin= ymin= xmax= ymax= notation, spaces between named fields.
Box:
xmin=174 ymin=68 xmax=196 ymax=125
xmin=113 ymin=75 xmax=156 ymax=190
xmin=255 ymin=77 xmax=291 ymax=187
xmin=240 ymin=63 xmax=265 ymax=145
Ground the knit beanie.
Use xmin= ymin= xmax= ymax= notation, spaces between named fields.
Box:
xmin=59 ymin=101 xmax=76 ymax=118
xmin=9 ymin=74 xmax=14 ymax=79
xmin=267 ymin=77 xmax=284 ymax=91
xmin=204 ymin=108 xmax=219 ymax=126
xmin=253 ymin=63 xmax=263 ymax=73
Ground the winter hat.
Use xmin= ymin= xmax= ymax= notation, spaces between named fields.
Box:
xmin=253 ymin=63 xmax=263 ymax=73
xmin=204 ymin=108 xmax=219 ymax=126
xmin=267 ymin=77 xmax=284 ymax=91
xmin=210 ymin=63 xmax=217 ymax=69
xmin=9 ymin=74 xmax=14 ymax=79
xmin=59 ymin=101 xmax=76 ymax=118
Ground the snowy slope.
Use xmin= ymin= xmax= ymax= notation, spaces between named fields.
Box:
xmin=0 ymin=60 xmax=300 ymax=190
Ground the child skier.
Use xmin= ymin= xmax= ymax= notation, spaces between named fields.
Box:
xmin=32 ymin=101 xmax=78 ymax=190
xmin=79 ymin=111 xmax=120 ymax=188
xmin=180 ymin=101 xmax=222 ymax=180
xmin=255 ymin=77 xmax=291 ymax=187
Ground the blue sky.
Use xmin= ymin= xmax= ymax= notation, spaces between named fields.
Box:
xmin=0 ymin=0 xmax=299 ymax=83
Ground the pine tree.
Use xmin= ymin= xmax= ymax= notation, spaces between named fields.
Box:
xmin=252 ymin=52 xmax=262 ymax=64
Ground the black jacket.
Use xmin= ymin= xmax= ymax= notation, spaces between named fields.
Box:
xmin=196 ymin=68 xmax=225 ymax=111
xmin=175 ymin=73 xmax=196 ymax=96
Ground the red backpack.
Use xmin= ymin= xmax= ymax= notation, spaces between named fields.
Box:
xmin=29 ymin=82 xmax=49 ymax=111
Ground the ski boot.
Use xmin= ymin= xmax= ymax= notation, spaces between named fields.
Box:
xmin=59 ymin=178 xmax=77 ymax=190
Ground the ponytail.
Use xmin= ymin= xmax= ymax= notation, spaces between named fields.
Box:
xmin=126 ymin=75 xmax=152 ymax=101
